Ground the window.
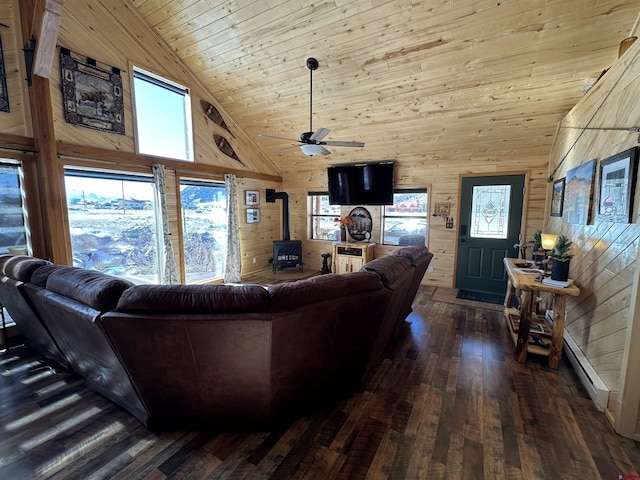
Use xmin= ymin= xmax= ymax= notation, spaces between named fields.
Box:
xmin=382 ymin=189 xmax=428 ymax=246
xmin=64 ymin=170 xmax=161 ymax=283
xmin=0 ymin=162 xmax=29 ymax=255
xmin=470 ymin=184 xmax=510 ymax=239
xmin=180 ymin=179 xmax=227 ymax=282
xmin=308 ymin=192 xmax=342 ymax=240
xmin=132 ymin=68 xmax=193 ymax=161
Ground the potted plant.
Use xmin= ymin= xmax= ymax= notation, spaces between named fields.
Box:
xmin=334 ymin=215 xmax=355 ymax=242
xmin=548 ymin=234 xmax=574 ymax=281
xmin=531 ymin=227 xmax=543 ymax=260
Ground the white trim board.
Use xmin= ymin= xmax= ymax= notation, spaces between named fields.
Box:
xmin=563 ymin=330 xmax=610 ymax=411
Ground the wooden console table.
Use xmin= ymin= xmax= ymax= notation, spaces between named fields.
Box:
xmin=332 ymin=242 xmax=375 ymax=274
xmin=503 ymin=257 xmax=580 ymax=369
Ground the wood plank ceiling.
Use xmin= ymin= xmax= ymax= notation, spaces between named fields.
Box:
xmin=129 ymin=0 xmax=639 ymax=170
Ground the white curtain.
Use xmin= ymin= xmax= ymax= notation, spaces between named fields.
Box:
xmin=224 ymin=173 xmax=242 ymax=283
xmin=152 ymin=164 xmax=180 ymax=284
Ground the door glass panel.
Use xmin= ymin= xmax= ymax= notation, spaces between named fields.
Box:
xmin=180 ymin=180 xmax=227 ymax=282
xmin=470 ymin=185 xmax=511 ymax=239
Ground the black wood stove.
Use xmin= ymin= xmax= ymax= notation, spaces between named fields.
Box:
xmin=266 ymin=189 xmax=303 ymax=274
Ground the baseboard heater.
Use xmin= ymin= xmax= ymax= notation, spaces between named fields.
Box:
xmin=546 ymin=310 xmax=609 ymax=411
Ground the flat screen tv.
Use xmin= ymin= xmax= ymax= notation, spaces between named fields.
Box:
xmin=327 ymin=161 xmax=394 ymax=205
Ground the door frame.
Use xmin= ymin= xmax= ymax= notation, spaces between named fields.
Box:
xmin=453 ymin=171 xmax=531 ymax=288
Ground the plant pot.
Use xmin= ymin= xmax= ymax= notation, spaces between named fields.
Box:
xmin=531 ymin=245 xmax=538 ymax=260
xmin=8 ymin=246 xmax=28 ymax=256
xmin=551 ymin=259 xmax=570 ymax=281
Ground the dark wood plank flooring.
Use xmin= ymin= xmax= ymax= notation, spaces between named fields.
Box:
xmin=1 ymin=286 xmax=640 ymax=479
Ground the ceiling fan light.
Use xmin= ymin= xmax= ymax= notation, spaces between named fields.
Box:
xmin=300 ymin=144 xmax=326 ymax=156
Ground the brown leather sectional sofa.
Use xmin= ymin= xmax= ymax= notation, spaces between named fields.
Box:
xmin=0 ymin=246 xmax=433 ymax=430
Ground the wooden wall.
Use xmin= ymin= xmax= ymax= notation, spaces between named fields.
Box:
xmin=279 ymin=147 xmax=548 ymax=286
xmin=0 ymin=0 xmax=29 ymax=137
xmin=545 ymin=38 xmax=640 ymax=436
xmin=0 ymin=0 xmax=286 ymax=277
xmin=52 ymin=0 xmax=279 ymax=176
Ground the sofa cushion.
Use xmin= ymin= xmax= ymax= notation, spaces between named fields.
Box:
xmin=3 ymin=256 xmax=51 ymax=282
xmin=392 ymin=245 xmax=430 ymax=264
xmin=46 ymin=268 xmax=134 ymax=311
xmin=0 ymin=254 xmax=12 ymax=275
xmin=361 ymin=255 xmax=412 ymax=288
xmin=268 ymin=271 xmax=383 ymax=311
xmin=30 ymin=264 xmax=74 ymax=287
xmin=115 ymin=284 xmax=270 ymax=314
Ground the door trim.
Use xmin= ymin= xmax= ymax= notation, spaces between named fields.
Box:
xmin=453 ymin=171 xmax=530 ymax=288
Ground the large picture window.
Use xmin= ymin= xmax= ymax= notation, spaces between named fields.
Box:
xmin=132 ymin=68 xmax=193 ymax=161
xmin=180 ymin=179 xmax=227 ymax=282
xmin=382 ymin=190 xmax=428 ymax=246
xmin=308 ymin=192 xmax=342 ymax=240
xmin=64 ymin=170 xmax=161 ymax=283
xmin=0 ymin=162 xmax=29 ymax=255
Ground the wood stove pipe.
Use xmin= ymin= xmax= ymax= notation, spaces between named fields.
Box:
xmin=266 ymin=188 xmax=290 ymax=241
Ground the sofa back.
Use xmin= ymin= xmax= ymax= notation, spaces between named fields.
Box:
xmin=0 ymin=256 xmax=68 ymax=367
xmin=101 ymin=271 xmax=390 ymax=429
xmin=267 ymin=272 xmax=390 ymax=421
xmin=393 ymin=245 xmax=433 ymax=320
xmin=23 ymin=265 xmax=149 ymax=425
xmin=361 ymin=254 xmax=414 ymax=372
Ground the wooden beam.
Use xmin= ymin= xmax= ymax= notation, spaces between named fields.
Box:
xmin=0 ymin=132 xmax=36 ymax=152
xmin=20 ymin=0 xmax=71 ymax=263
xmin=31 ymin=0 xmax=64 ymax=79
xmin=56 ymin=142 xmax=283 ymax=183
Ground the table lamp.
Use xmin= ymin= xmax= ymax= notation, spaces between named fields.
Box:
xmin=540 ymin=233 xmax=558 ymax=276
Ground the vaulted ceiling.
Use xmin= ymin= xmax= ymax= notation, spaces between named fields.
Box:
xmin=131 ymin=0 xmax=639 ymax=170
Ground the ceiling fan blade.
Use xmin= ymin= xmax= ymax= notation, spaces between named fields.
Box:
xmin=273 ymin=145 xmax=301 ymax=152
xmin=309 ymin=127 xmax=330 ymax=142
xmin=259 ymin=134 xmax=301 ymax=143
xmin=323 ymin=141 xmax=365 ymax=148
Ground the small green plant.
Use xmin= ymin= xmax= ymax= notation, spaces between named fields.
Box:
xmin=548 ymin=234 xmax=574 ymax=262
xmin=531 ymin=228 xmax=542 ymax=248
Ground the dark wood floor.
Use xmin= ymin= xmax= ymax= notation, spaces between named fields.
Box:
xmin=2 ymin=286 xmax=640 ymax=479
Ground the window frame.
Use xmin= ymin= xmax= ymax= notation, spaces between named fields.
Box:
xmin=0 ymin=160 xmax=30 ymax=255
xmin=381 ymin=188 xmax=429 ymax=246
xmin=178 ymin=176 xmax=228 ymax=284
xmin=64 ymin=167 xmax=163 ymax=283
xmin=132 ymin=67 xmax=194 ymax=162
xmin=308 ymin=191 xmax=342 ymax=241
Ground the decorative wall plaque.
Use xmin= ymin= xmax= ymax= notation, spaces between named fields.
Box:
xmin=60 ymin=48 xmax=124 ymax=134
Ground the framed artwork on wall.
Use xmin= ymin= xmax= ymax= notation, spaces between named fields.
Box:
xmin=550 ymin=178 xmax=565 ymax=217
xmin=562 ymin=159 xmax=596 ymax=225
xmin=59 ymin=48 xmax=125 ymax=134
xmin=246 ymin=208 xmax=260 ymax=223
xmin=245 ymin=190 xmax=259 ymax=206
xmin=595 ymin=147 xmax=638 ymax=223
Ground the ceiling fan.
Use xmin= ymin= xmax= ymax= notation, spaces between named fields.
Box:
xmin=259 ymin=57 xmax=365 ymax=156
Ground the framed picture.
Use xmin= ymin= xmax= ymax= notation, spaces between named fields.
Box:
xmin=434 ymin=202 xmax=450 ymax=217
xmin=550 ymin=178 xmax=565 ymax=217
xmin=596 ymin=147 xmax=638 ymax=223
xmin=562 ymin=159 xmax=596 ymax=225
xmin=246 ymin=208 xmax=260 ymax=223
xmin=245 ymin=190 xmax=259 ymax=205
